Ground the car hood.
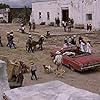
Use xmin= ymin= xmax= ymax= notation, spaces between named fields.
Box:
xmin=73 ymin=54 xmax=100 ymax=65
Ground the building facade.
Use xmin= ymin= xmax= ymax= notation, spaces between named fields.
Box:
xmin=0 ymin=8 xmax=10 ymax=23
xmin=31 ymin=0 xmax=100 ymax=29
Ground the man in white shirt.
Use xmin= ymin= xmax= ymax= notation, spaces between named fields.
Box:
xmin=54 ymin=51 xmax=62 ymax=70
xmin=86 ymin=41 xmax=92 ymax=54
xmin=80 ymin=40 xmax=86 ymax=53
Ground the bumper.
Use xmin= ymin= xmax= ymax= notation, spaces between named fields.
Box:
xmin=81 ymin=63 xmax=100 ymax=71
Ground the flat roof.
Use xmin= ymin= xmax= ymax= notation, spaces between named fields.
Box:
xmin=32 ymin=0 xmax=57 ymax=3
xmin=4 ymin=80 xmax=100 ymax=100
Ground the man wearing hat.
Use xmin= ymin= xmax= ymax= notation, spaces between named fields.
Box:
xmin=16 ymin=71 xmax=24 ymax=87
xmin=54 ymin=51 xmax=62 ymax=70
xmin=38 ymin=35 xmax=44 ymax=50
xmin=0 ymin=36 xmax=3 ymax=47
xmin=68 ymin=21 xmax=72 ymax=32
xmin=28 ymin=33 xmax=32 ymax=38
xmin=30 ymin=62 xmax=38 ymax=80
xmin=27 ymin=34 xmax=34 ymax=53
xmin=46 ymin=31 xmax=50 ymax=38
xmin=9 ymin=32 xmax=16 ymax=49
xmin=6 ymin=32 xmax=10 ymax=47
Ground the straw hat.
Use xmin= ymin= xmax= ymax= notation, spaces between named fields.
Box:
xmin=7 ymin=32 xmax=10 ymax=34
xmin=55 ymin=51 xmax=61 ymax=54
xmin=10 ymin=33 xmax=13 ymax=36
xmin=10 ymin=30 xmax=13 ymax=33
xmin=73 ymin=35 xmax=76 ymax=38
xmin=28 ymin=33 xmax=31 ymax=35
xmin=40 ymin=35 xmax=44 ymax=38
xmin=29 ymin=35 xmax=32 ymax=38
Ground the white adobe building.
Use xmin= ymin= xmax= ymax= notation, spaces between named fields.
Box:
xmin=31 ymin=0 xmax=100 ymax=30
xmin=0 ymin=8 xmax=10 ymax=23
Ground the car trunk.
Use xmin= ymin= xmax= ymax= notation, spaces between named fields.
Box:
xmin=73 ymin=54 xmax=100 ymax=66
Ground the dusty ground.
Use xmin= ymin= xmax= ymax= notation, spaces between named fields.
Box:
xmin=0 ymin=23 xmax=100 ymax=95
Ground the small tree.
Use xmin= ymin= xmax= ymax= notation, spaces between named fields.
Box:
xmin=24 ymin=6 xmax=31 ymax=24
xmin=0 ymin=3 xmax=10 ymax=9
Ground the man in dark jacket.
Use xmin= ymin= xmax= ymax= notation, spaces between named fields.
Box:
xmin=0 ymin=36 xmax=3 ymax=47
xmin=29 ymin=22 xmax=31 ymax=31
xmin=6 ymin=32 xmax=10 ymax=47
xmin=30 ymin=62 xmax=38 ymax=80
xmin=27 ymin=35 xmax=34 ymax=53
xmin=9 ymin=32 xmax=16 ymax=49
xmin=16 ymin=71 xmax=24 ymax=86
xmin=38 ymin=35 xmax=44 ymax=50
xmin=32 ymin=22 xmax=36 ymax=31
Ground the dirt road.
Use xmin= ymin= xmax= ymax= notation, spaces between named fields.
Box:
xmin=0 ymin=23 xmax=100 ymax=95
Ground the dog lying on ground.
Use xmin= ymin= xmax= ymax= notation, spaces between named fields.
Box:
xmin=43 ymin=65 xmax=65 ymax=78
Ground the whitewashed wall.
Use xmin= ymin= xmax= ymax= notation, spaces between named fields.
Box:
xmin=32 ymin=0 xmax=100 ymax=29
xmin=32 ymin=1 xmax=59 ymax=25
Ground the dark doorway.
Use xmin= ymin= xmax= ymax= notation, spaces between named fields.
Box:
xmin=62 ymin=9 xmax=69 ymax=22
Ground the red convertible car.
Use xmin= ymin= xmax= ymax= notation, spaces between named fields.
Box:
xmin=62 ymin=53 xmax=100 ymax=71
xmin=50 ymin=47 xmax=100 ymax=72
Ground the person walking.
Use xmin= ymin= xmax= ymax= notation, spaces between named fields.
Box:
xmin=89 ymin=24 xmax=92 ymax=32
xmin=6 ymin=32 xmax=10 ymax=47
xmin=9 ymin=32 xmax=16 ymax=49
xmin=0 ymin=36 xmax=3 ymax=47
xmin=27 ymin=35 xmax=34 ymax=53
xmin=68 ymin=21 xmax=72 ymax=32
xmin=16 ymin=71 xmax=24 ymax=87
xmin=70 ymin=18 xmax=74 ymax=28
xmin=20 ymin=24 xmax=25 ymax=33
xmin=29 ymin=22 xmax=32 ymax=32
xmin=32 ymin=22 xmax=36 ymax=31
xmin=54 ymin=51 xmax=62 ymax=70
xmin=38 ymin=35 xmax=44 ymax=50
xmin=30 ymin=62 xmax=38 ymax=80
xmin=63 ymin=21 xmax=67 ymax=32
xmin=87 ymin=24 xmax=89 ymax=31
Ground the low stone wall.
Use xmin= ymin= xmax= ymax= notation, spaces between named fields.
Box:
xmin=0 ymin=60 xmax=9 ymax=100
xmin=3 ymin=80 xmax=100 ymax=100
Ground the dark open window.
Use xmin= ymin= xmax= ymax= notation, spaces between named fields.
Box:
xmin=86 ymin=14 xmax=92 ymax=20
xmin=62 ymin=9 xmax=69 ymax=22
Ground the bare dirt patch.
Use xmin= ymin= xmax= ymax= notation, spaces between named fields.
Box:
xmin=0 ymin=24 xmax=100 ymax=94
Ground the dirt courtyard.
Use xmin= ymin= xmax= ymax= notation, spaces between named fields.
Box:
xmin=0 ymin=23 xmax=100 ymax=95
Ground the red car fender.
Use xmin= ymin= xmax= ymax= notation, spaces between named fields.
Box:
xmin=62 ymin=55 xmax=83 ymax=71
